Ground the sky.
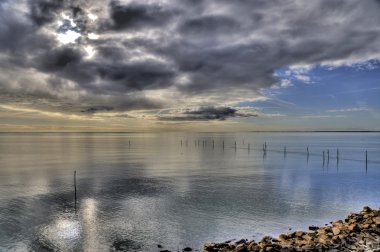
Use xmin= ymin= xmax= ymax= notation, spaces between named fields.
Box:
xmin=0 ymin=0 xmax=380 ymax=132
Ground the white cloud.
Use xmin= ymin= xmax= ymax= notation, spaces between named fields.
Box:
xmin=294 ymin=75 xmax=311 ymax=83
xmin=302 ymin=115 xmax=347 ymax=119
xmin=280 ymin=79 xmax=293 ymax=88
xmin=327 ymin=107 xmax=369 ymax=113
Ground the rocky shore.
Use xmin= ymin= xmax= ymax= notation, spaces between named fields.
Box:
xmin=202 ymin=206 xmax=380 ymax=252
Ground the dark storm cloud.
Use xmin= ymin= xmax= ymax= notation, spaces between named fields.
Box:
xmin=38 ymin=46 xmax=83 ymax=71
xmin=1 ymin=0 xmax=380 ymax=116
xmin=179 ymin=15 xmax=240 ymax=36
xmin=97 ymin=62 xmax=175 ymax=91
xmin=108 ymin=0 xmax=176 ymax=30
xmin=29 ymin=0 xmax=64 ymax=26
xmin=159 ymin=107 xmax=258 ymax=121
xmin=29 ymin=0 xmax=86 ymax=28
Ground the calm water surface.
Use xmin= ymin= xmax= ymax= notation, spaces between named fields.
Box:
xmin=0 ymin=132 xmax=379 ymax=251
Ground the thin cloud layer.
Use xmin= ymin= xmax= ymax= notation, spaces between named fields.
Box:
xmin=1 ymin=0 xmax=380 ymax=121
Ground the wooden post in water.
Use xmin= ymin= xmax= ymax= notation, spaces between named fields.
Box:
xmin=323 ymin=151 xmax=325 ymax=166
xmin=307 ymin=147 xmax=309 ymax=155
xmin=366 ymin=150 xmax=368 ymax=171
xmin=337 ymin=148 xmax=339 ymax=160
xmin=74 ymin=170 xmax=77 ymax=211
xmin=248 ymin=143 xmax=250 ymax=152
xmin=327 ymin=149 xmax=330 ymax=166
xmin=222 ymin=140 xmax=224 ymax=149
xmin=234 ymin=141 xmax=237 ymax=151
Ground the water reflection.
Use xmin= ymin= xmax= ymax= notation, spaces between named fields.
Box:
xmin=0 ymin=133 xmax=379 ymax=251
xmin=35 ymin=217 xmax=81 ymax=250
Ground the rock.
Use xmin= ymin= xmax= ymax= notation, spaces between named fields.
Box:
xmin=338 ymin=234 xmax=347 ymax=240
xmin=247 ymin=242 xmax=260 ymax=251
xmin=271 ymin=238 xmax=279 ymax=243
xmin=362 ymin=206 xmax=372 ymax=213
xmin=183 ymin=247 xmax=192 ymax=251
xmin=348 ymin=223 xmax=362 ymax=233
xmin=235 ymin=239 xmax=246 ymax=245
xmin=309 ymin=225 xmax=319 ymax=231
xmin=204 ymin=243 xmax=216 ymax=251
xmin=332 ymin=227 xmax=341 ymax=235
xmin=234 ymin=243 xmax=248 ymax=252
xmin=332 ymin=220 xmax=344 ymax=228
xmin=203 ymin=207 xmax=380 ymax=252
xmin=157 ymin=244 xmax=163 ymax=248
xmin=362 ymin=223 xmax=370 ymax=229
xmin=219 ymin=248 xmax=229 ymax=252
xmin=160 ymin=250 xmax=171 ymax=252
xmin=260 ymin=236 xmax=272 ymax=244
xmin=317 ymin=229 xmax=326 ymax=235
xmin=278 ymin=234 xmax=288 ymax=241
xmin=318 ymin=234 xmax=329 ymax=244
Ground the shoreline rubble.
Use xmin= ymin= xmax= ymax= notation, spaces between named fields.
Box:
xmin=202 ymin=206 xmax=380 ymax=252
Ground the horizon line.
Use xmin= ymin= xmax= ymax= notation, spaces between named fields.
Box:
xmin=0 ymin=130 xmax=379 ymax=134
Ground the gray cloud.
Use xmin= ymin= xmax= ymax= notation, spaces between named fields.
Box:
xmin=0 ymin=0 xmax=380 ymax=116
xmin=107 ymin=0 xmax=177 ymax=30
xmin=158 ymin=107 xmax=258 ymax=121
xmin=81 ymin=106 xmax=114 ymax=114
xmin=179 ymin=15 xmax=240 ymax=36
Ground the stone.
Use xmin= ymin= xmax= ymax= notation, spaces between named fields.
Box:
xmin=278 ymin=234 xmax=288 ymax=241
xmin=271 ymin=238 xmax=279 ymax=243
xmin=219 ymin=248 xmax=229 ymax=252
xmin=362 ymin=206 xmax=373 ymax=213
xmin=309 ymin=225 xmax=319 ymax=231
xmin=260 ymin=236 xmax=272 ymax=244
xmin=204 ymin=243 xmax=216 ymax=251
xmin=332 ymin=227 xmax=341 ymax=235
xmin=202 ymin=207 xmax=380 ymax=252
xmin=318 ymin=234 xmax=329 ymax=244
xmin=362 ymin=223 xmax=370 ymax=229
xmin=235 ymin=238 xmax=246 ymax=244
xmin=338 ymin=234 xmax=347 ymax=240
xmin=183 ymin=247 xmax=192 ymax=251
xmin=248 ymin=242 xmax=260 ymax=251
xmin=295 ymin=231 xmax=305 ymax=237
xmin=348 ymin=223 xmax=361 ymax=233
xmin=234 ymin=244 xmax=248 ymax=252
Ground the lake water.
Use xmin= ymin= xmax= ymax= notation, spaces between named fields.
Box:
xmin=0 ymin=132 xmax=379 ymax=251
